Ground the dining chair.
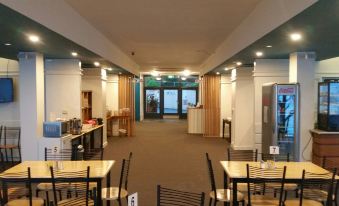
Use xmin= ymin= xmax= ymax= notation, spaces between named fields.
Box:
xmin=206 ymin=153 xmax=245 ymax=206
xmin=261 ymin=153 xmax=298 ymax=199
xmin=50 ymin=166 xmax=95 ymax=206
xmin=36 ymin=148 xmax=75 ymax=203
xmin=101 ymin=152 xmax=132 ymax=205
xmin=246 ymin=164 xmax=286 ymax=206
xmin=284 ymin=169 xmax=336 ymax=206
xmin=0 ymin=126 xmax=21 ymax=164
xmin=322 ymin=156 xmax=338 ymax=206
xmin=156 ymin=185 xmax=205 ymax=206
xmin=0 ymin=167 xmax=45 ymax=206
xmin=227 ymin=148 xmax=258 ymax=192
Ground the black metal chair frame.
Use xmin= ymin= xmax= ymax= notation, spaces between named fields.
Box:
xmin=227 ymin=148 xmax=258 ymax=162
xmin=206 ymin=153 xmax=244 ymax=206
xmin=0 ymin=126 xmax=21 ymax=164
xmin=298 ymin=169 xmax=336 ymax=206
xmin=157 ymin=185 xmax=205 ymax=206
xmin=246 ymin=164 xmax=287 ymax=206
xmin=50 ymin=166 xmax=95 ymax=206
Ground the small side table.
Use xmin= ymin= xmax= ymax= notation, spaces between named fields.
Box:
xmin=222 ymin=118 xmax=231 ymax=143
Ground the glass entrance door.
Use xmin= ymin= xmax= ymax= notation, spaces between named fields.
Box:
xmin=181 ymin=89 xmax=198 ymax=118
xmin=145 ymin=89 xmax=161 ymax=118
xmin=163 ymin=89 xmax=179 ymax=115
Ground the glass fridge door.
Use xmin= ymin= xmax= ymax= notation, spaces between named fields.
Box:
xmin=319 ymin=83 xmax=329 ymax=114
xmin=277 ymin=93 xmax=295 ymax=159
xmin=330 ymin=82 xmax=339 ymax=115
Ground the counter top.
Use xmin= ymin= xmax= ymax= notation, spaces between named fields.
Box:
xmin=61 ymin=124 xmax=104 ymax=140
xmin=310 ymin=129 xmax=339 ymax=135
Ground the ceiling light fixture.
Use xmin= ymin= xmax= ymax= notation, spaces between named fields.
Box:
xmin=224 ymin=67 xmax=229 ymax=71
xmin=236 ymin=62 xmax=242 ymax=66
xmin=94 ymin=62 xmax=100 ymax=67
xmin=119 ymin=72 xmax=122 ymax=75
xmin=151 ymin=70 xmax=159 ymax=77
xmin=4 ymin=43 xmax=11 ymax=46
xmin=106 ymin=67 xmax=113 ymax=71
xmin=168 ymin=75 xmax=174 ymax=78
xmin=181 ymin=77 xmax=187 ymax=81
xmin=216 ymin=72 xmax=220 ymax=75
xmin=266 ymin=45 xmax=272 ymax=48
xmin=183 ymin=70 xmax=190 ymax=77
xmin=256 ymin=51 xmax=263 ymax=57
xmin=28 ymin=34 xmax=40 ymax=43
xmin=156 ymin=77 xmax=162 ymax=81
xmin=71 ymin=52 xmax=78 ymax=57
xmin=290 ymin=33 xmax=302 ymax=41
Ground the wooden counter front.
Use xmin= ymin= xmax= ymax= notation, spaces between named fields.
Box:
xmin=187 ymin=107 xmax=203 ymax=134
xmin=311 ymin=129 xmax=339 ymax=167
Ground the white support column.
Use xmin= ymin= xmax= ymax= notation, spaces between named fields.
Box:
xmin=289 ymin=52 xmax=316 ymax=161
xmin=106 ymin=74 xmax=119 ymax=136
xmin=253 ymin=59 xmax=289 ymax=153
xmin=231 ymin=67 xmax=255 ymax=150
xmin=220 ymin=74 xmax=232 ymax=137
xmin=82 ymin=68 xmax=107 ymax=147
xmin=18 ymin=52 xmax=44 ymax=160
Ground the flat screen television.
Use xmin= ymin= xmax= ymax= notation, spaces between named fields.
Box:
xmin=0 ymin=78 xmax=14 ymax=103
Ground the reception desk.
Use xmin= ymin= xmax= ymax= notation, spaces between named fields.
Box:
xmin=187 ymin=107 xmax=203 ymax=134
xmin=311 ymin=129 xmax=339 ymax=167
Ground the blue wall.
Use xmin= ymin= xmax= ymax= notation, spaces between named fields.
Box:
xmin=135 ymin=82 xmax=140 ymax=121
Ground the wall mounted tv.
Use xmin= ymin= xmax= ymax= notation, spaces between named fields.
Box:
xmin=0 ymin=78 xmax=14 ymax=103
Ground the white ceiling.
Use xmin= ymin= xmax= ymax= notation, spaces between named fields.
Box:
xmin=65 ymin=0 xmax=261 ymax=72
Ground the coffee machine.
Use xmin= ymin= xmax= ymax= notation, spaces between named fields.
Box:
xmin=69 ymin=118 xmax=82 ymax=135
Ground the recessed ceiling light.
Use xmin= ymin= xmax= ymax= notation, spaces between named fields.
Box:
xmin=216 ymin=72 xmax=220 ymax=75
xmin=236 ymin=62 xmax=242 ymax=66
xmin=290 ymin=33 xmax=302 ymax=41
xmin=94 ymin=62 xmax=100 ymax=67
xmin=106 ymin=67 xmax=113 ymax=71
xmin=119 ymin=72 xmax=122 ymax=75
xmin=156 ymin=77 xmax=162 ymax=81
xmin=181 ymin=77 xmax=187 ymax=81
xmin=71 ymin=52 xmax=78 ymax=57
xmin=183 ymin=70 xmax=190 ymax=77
xmin=151 ymin=70 xmax=159 ymax=77
xmin=224 ymin=67 xmax=229 ymax=71
xmin=28 ymin=35 xmax=40 ymax=43
xmin=4 ymin=43 xmax=11 ymax=46
xmin=256 ymin=51 xmax=263 ymax=57
xmin=266 ymin=45 xmax=272 ymax=48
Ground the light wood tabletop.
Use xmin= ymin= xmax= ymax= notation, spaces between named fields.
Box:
xmin=0 ymin=160 xmax=115 ymax=179
xmin=220 ymin=161 xmax=336 ymax=180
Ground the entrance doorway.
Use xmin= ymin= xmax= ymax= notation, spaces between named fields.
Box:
xmin=144 ymin=75 xmax=199 ymax=119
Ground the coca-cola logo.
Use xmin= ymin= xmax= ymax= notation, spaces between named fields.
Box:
xmin=279 ymin=87 xmax=294 ymax=94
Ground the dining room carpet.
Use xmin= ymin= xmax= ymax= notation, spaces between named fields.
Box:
xmin=103 ymin=119 xmax=230 ymax=206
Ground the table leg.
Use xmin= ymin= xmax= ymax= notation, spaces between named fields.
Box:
xmin=232 ymin=179 xmax=238 ymax=206
xmin=97 ymin=179 xmax=102 ymax=206
xmin=222 ymin=120 xmax=225 ymax=139
xmin=223 ymin=171 xmax=228 ymax=206
xmin=106 ymin=170 xmax=111 ymax=206
xmin=229 ymin=122 xmax=232 ymax=143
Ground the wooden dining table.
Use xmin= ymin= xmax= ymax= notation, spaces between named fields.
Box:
xmin=220 ymin=161 xmax=337 ymax=206
xmin=0 ymin=160 xmax=115 ymax=206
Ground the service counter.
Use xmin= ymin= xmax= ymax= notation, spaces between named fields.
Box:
xmin=310 ymin=129 xmax=339 ymax=167
xmin=187 ymin=107 xmax=203 ymax=134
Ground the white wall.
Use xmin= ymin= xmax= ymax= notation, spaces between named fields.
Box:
xmin=253 ymin=59 xmax=289 ymax=152
xmin=45 ymin=59 xmax=82 ymax=120
xmin=82 ymin=68 xmax=108 ymax=146
xmin=0 ymin=58 xmax=20 ymax=126
xmin=231 ymin=68 xmax=255 ymax=150
xmin=220 ymin=74 xmax=232 ymax=137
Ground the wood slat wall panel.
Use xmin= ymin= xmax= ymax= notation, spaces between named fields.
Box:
xmin=203 ymin=75 xmax=221 ymax=137
xmin=118 ymin=75 xmax=135 ymax=136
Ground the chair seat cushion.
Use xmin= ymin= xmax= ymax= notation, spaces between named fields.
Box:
xmin=57 ymin=197 xmax=94 ymax=206
xmin=245 ymin=195 xmax=280 ymax=206
xmin=302 ymin=188 xmax=328 ymax=202
xmin=266 ymin=183 xmax=298 ymax=191
xmin=209 ymin=189 xmax=244 ymax=202
xmin=229 ymin=183 xmax=248 ymax=191
xmin=101 ymin=187 xmax=128 ymax=200
xmin=6 ymin=197 xmax=44 ymax=206
xmin=284 ymin=199 xmax=323 ymax=206
xmin=37 ymin=182 xmax=71 ymax=191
